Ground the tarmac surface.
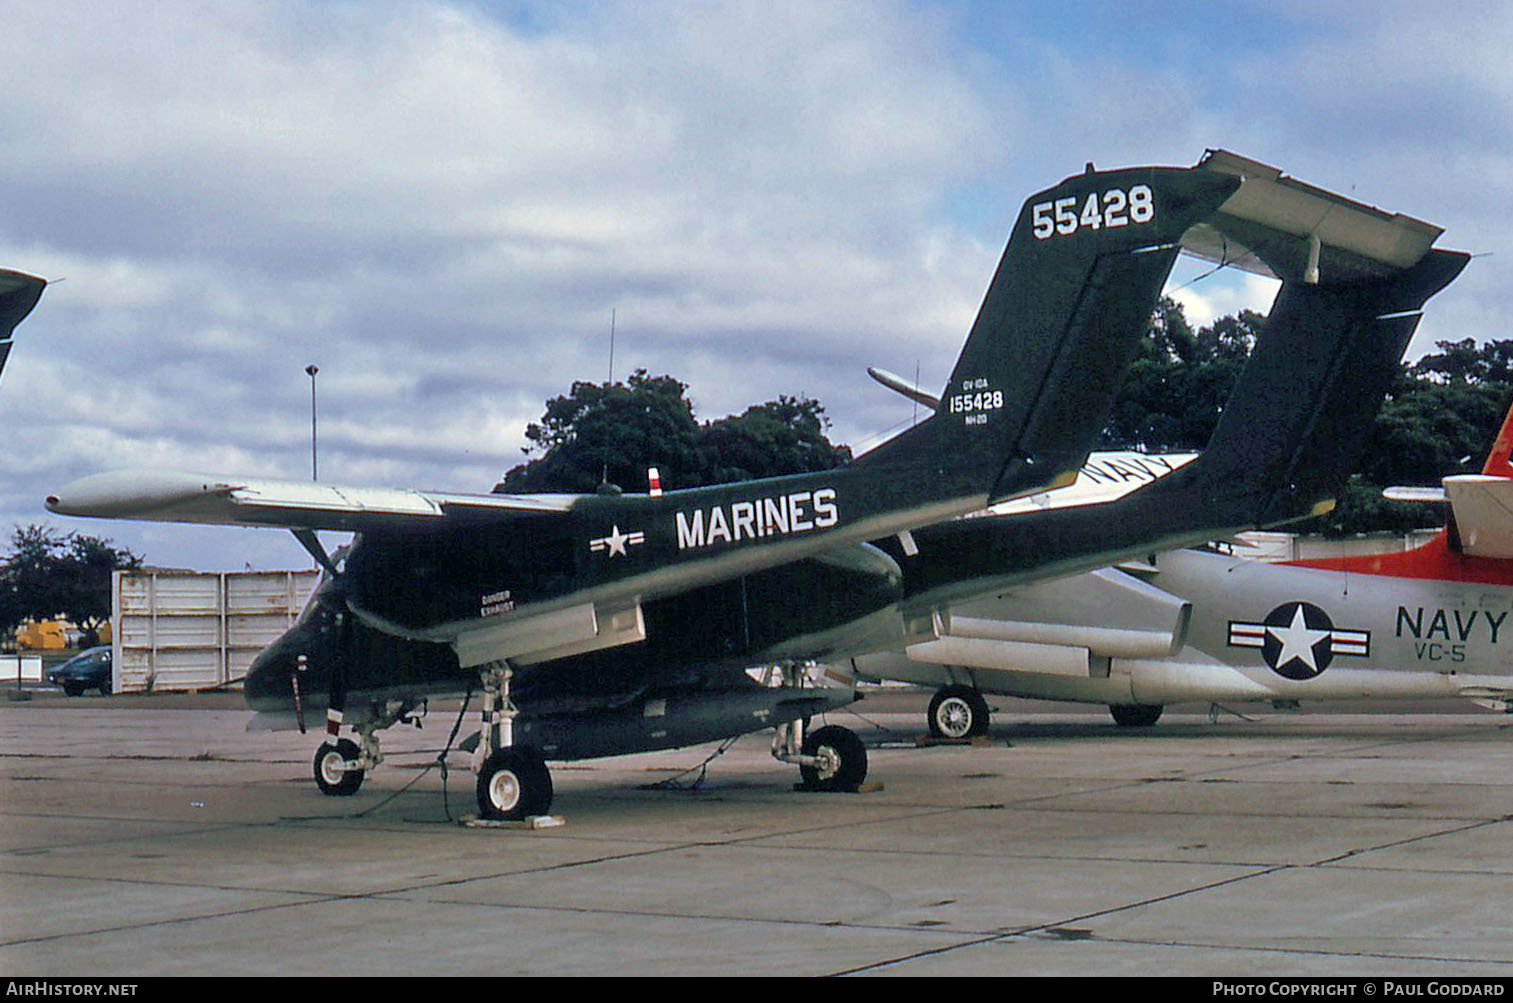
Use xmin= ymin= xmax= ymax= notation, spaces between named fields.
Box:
xmin=2 ymin=687 xmax=1513 ymax=977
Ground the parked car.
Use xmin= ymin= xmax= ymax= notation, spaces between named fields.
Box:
xmin=45 ymin=646 xmax=112 ymax=696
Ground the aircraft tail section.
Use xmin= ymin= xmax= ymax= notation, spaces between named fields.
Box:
xmin=1479 ymin=399 xmax=1513 ymax=476
xmin=886 ymin=215 xmax=1467 ymax=608
xmin=1173 ymin=247 xmax=1469 ymax=528
xmin=0 ymin=269 xmax=46 ymax=382
xmin=856 ymin=166 xmax=1241 ymax=506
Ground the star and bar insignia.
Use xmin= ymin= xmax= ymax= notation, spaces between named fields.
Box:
xmin=589 ymin=524 xmax=645 ymax=558
xmin=1228 ymin=601 xmax=1370 ymax=680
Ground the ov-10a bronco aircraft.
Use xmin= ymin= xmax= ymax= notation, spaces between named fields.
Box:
xmin=47 ymin=151 xmax=1460 ymax=820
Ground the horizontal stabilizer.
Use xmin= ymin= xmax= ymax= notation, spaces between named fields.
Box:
xmin=1188 ymin=149 xmax=1443 ymax=284
xmin=1442 ymin=475 xmax=1513 ymax=559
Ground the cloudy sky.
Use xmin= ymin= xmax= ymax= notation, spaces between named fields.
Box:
xmin=2 ymin=0 xmax=1507 ymax=571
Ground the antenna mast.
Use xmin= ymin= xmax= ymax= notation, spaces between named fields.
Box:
xmin=599 ymin=309 xmax=619 ymax=493
xmin=607 ymin=308 xmax=616 ymax=385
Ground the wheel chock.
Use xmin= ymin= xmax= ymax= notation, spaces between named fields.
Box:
xmin=460 ymin=814 xmax=566 ymax=830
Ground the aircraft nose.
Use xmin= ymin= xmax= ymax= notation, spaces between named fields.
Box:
xmin=245 ymin=592 xmax=344 ymax=712
xmin=244 ymin=638 xmax=297 ymax=711
xmin=245 ymin=627 xmax=332 ymax=712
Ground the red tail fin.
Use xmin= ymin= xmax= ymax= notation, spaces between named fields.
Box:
xmin=1480 ymin=402 xmax=1513 ymax=476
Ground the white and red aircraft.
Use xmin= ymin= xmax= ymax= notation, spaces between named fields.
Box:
xmin=858 ymin=404 xmax=1513 ymax=736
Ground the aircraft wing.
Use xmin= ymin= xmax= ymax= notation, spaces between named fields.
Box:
xmin=45 ymin=469 xmax=579 ymax=532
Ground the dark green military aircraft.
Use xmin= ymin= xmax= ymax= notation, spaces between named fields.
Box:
xmin=46 ymin=152 xmax=1463 ymax=821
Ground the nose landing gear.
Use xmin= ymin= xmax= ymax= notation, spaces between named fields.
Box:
xmin=313 ymin=738 xmax=364 ymax=797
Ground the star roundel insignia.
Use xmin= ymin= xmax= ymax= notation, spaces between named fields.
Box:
xmin=1259 ymin=601 xmax=1335 ymax=680
xmin=589 ymin=524 xmax=645 ymax=558
xmin=1228 ymin=601 xmax=1370 ymax=682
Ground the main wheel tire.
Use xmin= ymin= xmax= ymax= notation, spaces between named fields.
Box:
xmin=476 ymin=745 xmax=554 ymax=820
xmin=1109 ymin=703 xmax=1163 ymax=728
xmin=927 ymin=686 xmax=990 ymax=739
xmin=799 ymin=724 xmax=868 ymax=792
xmin=313 ymin=738 xmax=365 ymax=796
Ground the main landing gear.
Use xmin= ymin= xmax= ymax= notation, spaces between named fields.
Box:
xmin=476 ymin=745 xmax=553 ymax=820
xmin=927 ymin=685 xmax=991 ymax=739
xmin=770 ymin=664 xmax=868 ymax=792
xmin=471 ymin=665 xmax=554 ymax=821
xmin=1109 ymin=703 xmax=1163 ymax=727
xmin=304 ymin=666 xmax=554 ymax=821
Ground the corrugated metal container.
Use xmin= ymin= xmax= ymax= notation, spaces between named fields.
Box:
xmin=1 ymin=655 xmax=44 ymax=683
xmin=113 ymin=569 xmax=319 ymax=692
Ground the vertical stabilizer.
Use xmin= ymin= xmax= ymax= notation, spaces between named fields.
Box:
xmin=1179 ymin=248 xmax=1470 ymax=527
xmin=1480 ymin=398 xmax=1513 ymax=477
xmin=0 ymin=269 xmax=46 ymax=383
xmin=857 ymin=165 xmax=1240 ymax=506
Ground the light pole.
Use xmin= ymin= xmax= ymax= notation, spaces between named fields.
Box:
xmin=305 ymin=364 xmax=318 ymax=481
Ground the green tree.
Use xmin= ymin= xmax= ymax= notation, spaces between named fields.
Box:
xmin=496 ymin=370 xmax=850 ymax=493
xmin=1304 ymin=372 xmax=1510 ymax=536
xmin=0 ymin=525 xmax=142 ymax=646
xmin=1101 ymin=298 xmax=1261 ymax=450
xmin=497 ymin=371 xmax=704 ymax=493
xmin=1412 ymin=337 xmax=1513 ymax=386
xmin=701 ymin=396 xmax=852 ymax=483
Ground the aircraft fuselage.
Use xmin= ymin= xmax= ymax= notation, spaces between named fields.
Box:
xmin=245 ymin=534 xmax=903 ymax=732
xmin=1150 ymin=546 xmax=1513 ymax=700
xmin=860 ymin=545 xmax=1513 ymax=710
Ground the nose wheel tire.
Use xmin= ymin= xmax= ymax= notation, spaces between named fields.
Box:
xmin=927 ymin=686 xmax=990 ymax=739
xmin=313 ymin=738 xmax=365 ymax=796
xmin=476 ymin=746 xmax=554 ymax=820
xmin=799 ymin=724 xmax=867 ymax=792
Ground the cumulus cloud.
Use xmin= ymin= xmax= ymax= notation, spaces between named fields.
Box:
xmin=0 ymin=0 xmax=1499 ymax=569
